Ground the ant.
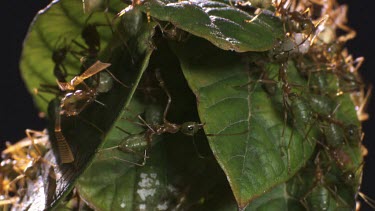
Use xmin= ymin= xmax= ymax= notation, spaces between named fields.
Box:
xmin=139 ymin=69 xmax=204 ymax=145
xmin=350 ymin=85 xmax=371 ymax=122
xmin=157 ymin=22 xmax=191 ymax=42
xmin=105 ymin=67 xmax=248 ymax=165
xmin=71 ymin=23 xmax=101 ymax=67
xmin=100 ymin=69 xmax=205 ymax=165
xmin=308 ymin=0 xmax=356 ymax=43
xmin=300 ymin=152 xmax=353 ymax=210
xmin=52 ymin=46 xmax=70 ymax=83
xmin=336 ymin=159 xmax=375 ymax=210
xmin=0 ymin=130 xmax=53 ymax=209
xmin=53 ymin=60 xmax=115 ymax=163
xmin=258 ymin=0 xmax=328 ymax=137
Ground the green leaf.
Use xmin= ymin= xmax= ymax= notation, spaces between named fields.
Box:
xmin=76 ymin=45 xmax=235 ymax=210
xmin=172 ymin=37 xmax=318 ymax=208
xmin=246 ymin=183 xmax=305 ymax=211
xmin=138 ymin=0 xmax=283 ymax=52
xmin=17 ymin=1 xmax=157 ymax=209
xmin=20 ymin=0 xmax=124 ymax=112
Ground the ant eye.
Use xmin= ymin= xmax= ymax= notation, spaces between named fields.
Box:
xmin=346 ymin=124 xmax=358 ymax=136
xmin=180 ymin=122 xmax=201 ymax=136
xmin=342 ymin=171 xmax=356 ymax=185
xmin=344 ymin=124 xmax=361 ymax=146
xmin=301 ymin=21 xmax=312 ymax=34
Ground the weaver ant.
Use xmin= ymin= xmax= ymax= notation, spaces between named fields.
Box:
xmin=299 ymin=152 xmax=354 ymax=210
xmin=0 ymin=130 xmax=53 ymax=208
xmin=99 ymin=68 xmax=205 ymax=165
xmin=53 ymin=60 xmax=123 ymax=163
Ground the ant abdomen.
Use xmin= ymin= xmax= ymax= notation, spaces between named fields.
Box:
xmin=96 ymin=72 xmax=114 ymax=93
xmin=118 ymin=134 xmax=148 ymax=153
xmin=290 ymin=95 xmax=314 ymax=125
xmin=323 ymin=123 xmax=345 ymax=147
xmin=306 ymin=185 xmax=331 ymax=211
xmin=309 ymin=71 xmax=339 ymax=95
xmin=308 ymin=94 xmax=335 ymax=116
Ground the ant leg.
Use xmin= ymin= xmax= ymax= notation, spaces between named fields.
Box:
xmin=351 ymin=57 xmax=364 ymax=73
xmin=137 ymin=115 xmax=155 ymax=133
xmin=54 ymin=106 xmax=75 ymax=164
xmin=71 ymin=40 xmax=90 ymax=53
xmin=337 ymin=23 xmax=356 ymax=43
xmin=310 ymin=15 xmax=329 ymax=44
xmin=205 ymin=129 xmax=248 ymax=137
xmin=359 ymin=192 xmax=375 ymax=209
xmin=98 ymin=145 xmax=148 ymax=166
xmin=5 ymin=174 xmax=26 ymax=198
xmin=356 ymin=85 xmax=372 ymax=121
xmin=191 ymin=135 xmax=207 ymax=159
xmin=34 ymin=86 xmax=60 ymax=96
xmin=94 ymin=99 xmax=107 ymax=108
xmin=245 ymin=9 xmax=263 ymax=23
xmin=115 ymin=126 xmax=132 ymax=136
xmin=77 ymin=115 xmax=104 ymax=134
xmin=154 ymin=69 xmax=171 ymax=123
xmin=24 ymin=129 xmax=48 ymax=156
xmin=0 ymin=197 xmax=19 ymax=207
xmin=108 ymin=153 xmax=147 ymax=166
xmin=33 ymin=89 xmax=52 ymax=104
xmin=123 ymin=116 xmax=148 ymax=128
xmin=102 ymin=0 xmax=115 ymax=34
xmin=104 ymin=68 xmax=130 ymax=88
xmin=120 ymin=107 xmax=149 ymax=128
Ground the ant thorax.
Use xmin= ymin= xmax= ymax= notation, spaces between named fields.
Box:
xmin=60 ymin=89 xmax=97 ymax=116
xmin=81 ymin=24 xmax=100 ymax=54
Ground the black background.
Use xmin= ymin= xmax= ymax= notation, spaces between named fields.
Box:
xmin=1 ymin=0 xmax=374 ymax=210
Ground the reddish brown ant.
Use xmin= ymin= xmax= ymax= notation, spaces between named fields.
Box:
xmin=53 ymin=61 xmax=113 ymax=163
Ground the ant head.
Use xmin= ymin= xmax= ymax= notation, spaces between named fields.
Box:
xmin=287 ymin=12 xmax=314 ymax=35
xmin=342 ymin=171 xmax=356 ymax=185
xmin=52 ymin=47 xmax=68 ymax=64
xmin=180 ymin=122 xmax=204 ymax=136
xmin=325 ymin=42 xmax=343 ymax=60
xmin=82 ymin=24 xmax=100 ymax=51
xmin=345 ymin=124 xmax=361 ymax=145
